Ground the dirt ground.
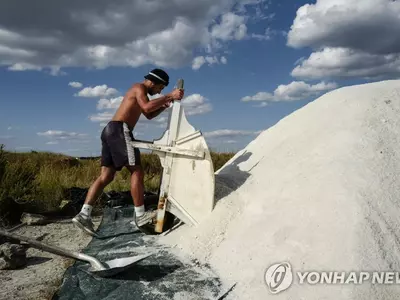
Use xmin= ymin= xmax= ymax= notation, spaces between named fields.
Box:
xmin=0 ymin=217 xmax=102 ymax=300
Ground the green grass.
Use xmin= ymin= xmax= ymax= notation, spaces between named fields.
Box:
xmin=0 ymin=144 xmax=235 ymax=223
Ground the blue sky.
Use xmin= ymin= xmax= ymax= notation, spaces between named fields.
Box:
xmin=1 ymin=0 xmax=399 ymax=156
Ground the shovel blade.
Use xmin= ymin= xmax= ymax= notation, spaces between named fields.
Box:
xmin=88 ymin=253 xmax=153 ymax=277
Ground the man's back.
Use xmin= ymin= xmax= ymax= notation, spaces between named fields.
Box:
xmin=112 ymin=83 xmax=144 ymax=131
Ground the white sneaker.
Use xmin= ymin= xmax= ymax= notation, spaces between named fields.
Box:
xmin=72 ymin=213 xmax=96 ymax=236
xmin=135 ymin=210 xmax=157 ymax=227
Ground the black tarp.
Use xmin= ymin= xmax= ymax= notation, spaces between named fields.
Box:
xmin=52 ymin=206 xmax=232 ymax=300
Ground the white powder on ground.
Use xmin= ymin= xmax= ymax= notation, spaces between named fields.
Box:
xmin=161 ymin=80 xmax=400 ymax=299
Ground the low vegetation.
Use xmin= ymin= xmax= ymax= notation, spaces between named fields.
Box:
xmin=0 ymin=144 xmax=235 ymax=226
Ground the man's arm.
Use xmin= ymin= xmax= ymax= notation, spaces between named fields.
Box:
xmin=136 ymin=85 xmax=173 ymax=114
xmin=145 ymin=105 xmax=168 ymax=120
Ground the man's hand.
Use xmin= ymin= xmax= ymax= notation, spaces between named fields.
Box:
xmin=145 ymin=88 xmax=183 ymax=119
xmin=169 ymin=88 xmax=184 ymax=101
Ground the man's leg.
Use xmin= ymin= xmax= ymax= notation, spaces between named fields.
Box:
xmin=85 ymin=166 xmax=116 ymax=206
xmin=128 ymin=165 xmax=144 ymax=207
xmin=121 ymin=125 xmax=156 ymax=227
xmin=127 ymin=165 xmax=156 ymax=227
xmin=73 ymin=166 xmax=116 ymax=235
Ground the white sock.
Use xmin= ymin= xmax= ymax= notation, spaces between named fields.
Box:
xmin=80 ymin=204 xmax=93 ymax=219
xmin=135 ymin=205 xmax=145 ymax=217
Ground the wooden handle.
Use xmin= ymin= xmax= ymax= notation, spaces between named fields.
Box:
xmin=0 ymin=228 xmax=105 ymax=270
xmin=176 ymin=79 xmax=184 ymax=89
xmin=0 ymin=228 xmax=81 ymax=260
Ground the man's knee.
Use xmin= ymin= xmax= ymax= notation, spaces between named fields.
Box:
xmin=100 ymin=168 xmax=115 ymax=184
xmin=100 ymin=174 xmax=114 ymax=185
xmin=128 ymin=165 xmax=144 ymax=178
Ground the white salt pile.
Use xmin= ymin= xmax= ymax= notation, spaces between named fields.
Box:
xmin=161 ymin=79 xmax=400 ymax=299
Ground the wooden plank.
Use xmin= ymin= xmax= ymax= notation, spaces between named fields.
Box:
xmin=130 ymin=141 xmax=204 ymax=158
xmin=154 ymin=79 xmax=184 ymax=233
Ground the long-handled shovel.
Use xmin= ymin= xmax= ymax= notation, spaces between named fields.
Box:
xmin=0 ymin=228 xmax=153 ymax=277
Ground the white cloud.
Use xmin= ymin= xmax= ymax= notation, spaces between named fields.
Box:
xmin=131 ymin=94 xmax=212 ymax=129
xmin=241 ymin=81 xmax=337 ymax=103
xmin=97 ymin=96 xmax=123 ymax=110
xmin=192 ymin=55 xmax=227 ymax=70
xmin=181 ymin=94 xmax=213 ymax=115
xmin=251 ymin=27 xmax=273 ymax=41
xmin=46 ymin=141 xmax=59 ymax=145
xmin=89 ymin=93 xmax=207 ymax=134
xmin=89 ymin=112 xmax=114 ymax=122
xmin=205 ymin=56 xmax=219 ymax=65
xmin=8 ymin=63 xmax=42 ymax=71
xmin=241 ymin=92 xmax=272 ymax=102
xmin=287 ymin=0 xmax=400 ymax=55
xmin=75 ymin=85 xmax=121 ymax=124
xmin=192 ymin=56 xmax=207 ymax=70
xmin=37 ymin=130 xmax=88 ymax=142
xmin=0 ymin=1 xmax=269 ymax=72
xmin=155 ymin=116 xmax=169 ymax=128
xmin=253 ymin=102 xmax=268 ymax=108
xmin=211 ymin=12 xmax=248 ymax=41
xmin=139 ymin=114 xmax=169 ymax=124
xmin=7 ymin=127 xmax=12 ymax=130
xmin=135 ymin=114 xmax=169 ymax=129
xmin=273 ymin=81 xmax=337 ymax=100
xmin=76 ymin=85 xmax=118 ymax=98
xmin=155 ymin=116 xmax=168 ymax=124
xmin=235 ymin=0 xmax=271 ymax=21
xmin=91 ymin=93 xmax=173 ymax=126
xmin=291 ymin=47 xmax=400 ymax=80
xmin=69 ymin=81 xmax=83 ymax=88
xmin=6 ymin=61 xmax=63 ymax=76
xmin=204 ymin=129 xmax=261 ymax=149
xmin=49 ymin=66 xmax=66 ymax=76
xmin=287 ymin=0 xmax=400 ymax=79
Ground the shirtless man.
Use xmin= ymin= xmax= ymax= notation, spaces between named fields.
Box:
xmin=72 ymin=68 xmax=184 ymax=235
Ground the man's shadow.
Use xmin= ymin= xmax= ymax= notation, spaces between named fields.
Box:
xmin=214 ymin=150 xmax=255 ymax=203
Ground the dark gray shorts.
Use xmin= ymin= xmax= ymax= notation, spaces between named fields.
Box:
xmin=100 ymin=121 xmax=141 ymax=171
